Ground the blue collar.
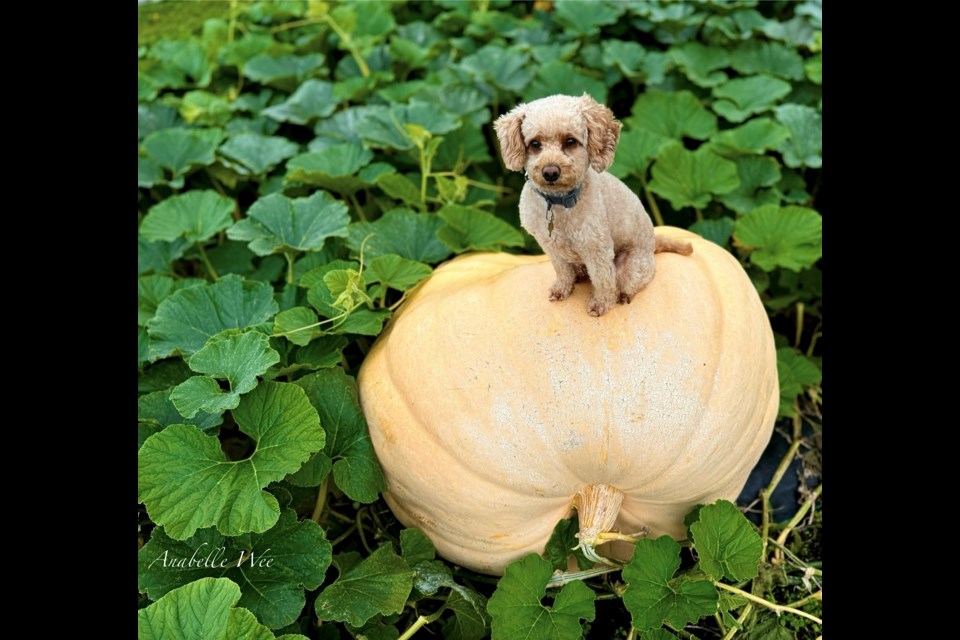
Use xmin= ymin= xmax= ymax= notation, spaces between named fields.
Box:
xmin=536 ymin=185 xmax=582 ymax=210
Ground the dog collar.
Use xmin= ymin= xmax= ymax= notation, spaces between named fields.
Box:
xmin=535 ymin=185 xmax=582 ymax=211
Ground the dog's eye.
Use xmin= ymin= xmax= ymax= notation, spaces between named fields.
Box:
xmin=564 ymin=138 xmax=578 ymax=148
xmin=529 ymin=140 xmax=541 ymax=150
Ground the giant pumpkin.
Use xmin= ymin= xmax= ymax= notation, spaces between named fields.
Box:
xmin=357 ymin=227 xmax=778 ymax=575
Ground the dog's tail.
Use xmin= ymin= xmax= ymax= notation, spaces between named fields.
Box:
xmin=655 ymin=236 xmax=694 ymax=255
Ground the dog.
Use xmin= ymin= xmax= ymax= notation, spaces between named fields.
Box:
xmin=494 ymin=93 xmax=692 ymax=317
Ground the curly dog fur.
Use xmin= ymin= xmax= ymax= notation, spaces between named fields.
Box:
xmin=494 ymin=93 xmax=692 ymax=317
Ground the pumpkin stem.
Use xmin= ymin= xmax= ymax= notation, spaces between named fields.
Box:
xmin=572 ymin=483 xmax=625 ymax=563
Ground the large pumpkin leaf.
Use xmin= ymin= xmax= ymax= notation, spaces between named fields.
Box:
xmin=731 ymin=40 xmax=805 ymax=80
xmin=360 ymin=102 xmax=459 ymax=151
xmin=775 ymin=104 xmax=823 ymax=169
xmin=262 ymin=79 xmax=337 ymax=125
xmin=436 ymin=205 xmax=525 ymax=252
xmin=284 ymin=144 xmax=374 ymax=194
xmin=294 ymin=368 xmax=386 ymax=502
xmin=346 ymin=209 xmax=453 ymax=263
xmin=364 ymin=255 xmax=432 ymax=292
xmin=459 ymin=45 xmax=536 ymax=94
xmin=622 ymin=536 xmax=719 ymax=631
xmin=712 ymin=75 xmax=792 ymax=123
xmin=219 ymin=134 xmax=299 ymax=176
xmin=689 ymin=500 xmax=763 ymax=582
xmin=718 ymin=156 xmax=783 ymax=214
xmin=552 ymin=0 xmax=621 ymax=37
xmin=628 ymin=91 xmax=718 ymax=141
xmin=314 ymin=544 xmax=415 ymax=627
xmin=707 ymin=118 xmax=791 ymax=157
xmin=140 ymin=190 xmax=235 ymax=244
xmin=608 ymin=126 xmax=670 ymax=179
xmin=488 ymin=553 xmax=596 ymax=640
xmin=228 ymin=191 xmax=350 ymax=256
xmin=138 ymin=274 xmax=206 ymax=326
xmin=137 ymin=577 xmax=308 ymax=640
xmin=138 ymin=389 xmax=223 ymax=441
xmin=734 ymin=205 xmax=822 ymax=271
xmin=147 ymin=275 xmax=279 ymax=360
xmin=170 ymin=330 xmax=281 ymax=418
xmin=138 ymin=510 xmax=332 ymax=629
xmin=777 ymin=346 xmax=822 ymax=416
xmin=670 ymin=42 xmax=730 ymax=87
xmin=242 ymin=53 xmax=326 ymax=86
xmin=138 ymin=381 xmax=324 ymax=539
xmin=142 ymin=127 xmax=224 ymax=185
xmin=526 ymin=61 xmax=608 ymax=104
xmin=649 ymin=143 xmax=740 ymax=210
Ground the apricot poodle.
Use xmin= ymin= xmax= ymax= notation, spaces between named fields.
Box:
xmin=494 ymin=93 xmax=692 ymax=317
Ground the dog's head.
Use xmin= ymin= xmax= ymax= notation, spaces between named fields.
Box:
xmin=493 ymin=93 xmax=621 ymax=193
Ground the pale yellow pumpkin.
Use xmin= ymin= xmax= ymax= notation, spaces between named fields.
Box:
xmin=357 ymin=227 xmax=778 ymax=575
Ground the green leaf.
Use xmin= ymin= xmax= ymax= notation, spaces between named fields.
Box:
xmin=777 ymin=347 xmax=821 ymax=416
xmin=314 ymin=543 xmax=414 ymax=627
xmin=400 ymin=528 xmax=436 ymax=567
xmin=622 ymin=536 xmax=719 ymax=631
xmin=488 ymin=553 xmax=596 ymax=640
xmin=273 ymin=306 xmax=322 ymax=347
xmin=138 ymin=381 xmax=324 ymax=539
xmin=707 ymin=118 xmax=791 ymax=157
xmin=263 ymin=80 xmax=337 ymax=125
xmin=376 ymin=172 xmax=422 ymax=206
xmin=628 ymin=91 xmax=718 ymax=141
xmin=689 ymin=500 xmax=763 ymax=582
xmin=712 ymin=75 xmax=793 ymax=123
xmin=459 ymin=46 xmax=536 ymax=94
xmin=219 ymin=33 xmax=275 ymax=67
xmin=140 ymin=190 xmax=235 ymax=244
xmin=608 ymin=127 xmax=670 ymax=179
xmin=436 ymin=205 xmax=525 ymax=252
xmin=143 ymin=127 xmax=225 ymax=181
xmin=243 ymin=53 xmax=325 ymax=86
xmin=600 ymin=40 xmax=647 ymax=78
xmin=543 ymin=516 xmax=592 ymax=571
xmin=150 ymin=39 xmax=214 ymax=86
xmin=443 ymin=588 xmax=490 ymax=640
xmin=171 ymin=331 xmax=281 ymax=418
xmin=734 ymin=205 xmax=822 ymax=271
xmin=219 ymin=134 xmax=300 ymax=176
xmin=346 ymin=210 xmax=452 ymax=263
xmin=718 ymin=156 xmax=783 ymax=214
xmin=774 ymin=104 xmax=822 ymax=169
xmin=139 ymin=102 xmax=180 ymax=140
xmin=553 ymin=0 xmax=621 ymax=36
xmin=670 ymin=42 xmax=730 ymax=87
xmin=295 ymin=368 xmax=386 ymax=503
xmin=139 ymin=156 xmax=165 ymax=187
xmin=138 ymin=275 xmax=206 ymax=326
xmin=180 ymin=90 xmax=235 ymax=126
xmin=138 ymin=389 xmax=223 ymax=438
xmin=139 ymin=234 xmax=191 ymax=275
xmin=689 ymin=217 xmax=735 ymax=247
xmin=138 ymin=577 xmax=306 ymax=640
xmin=365 ymin=255 xmax=432 ymax=292
xmin=138 ymin=510 xmax=332 ymax=629
xmin=526 ymin=61 xmax=608 ymax=104
xmin=285 ymin=144 xmax=374 ymax=194
xmin=649 ymin=143 xmax=740 ymax=210
xmin=731 ymin=41 xmax=805 ymax=80
xmin=147 ymin=275 xmax=279 ymax=359
xmin=805 ymin=52 xmax=822 ymax=85
xmin=360 ymin=102 xmax=460 ymax=151
xmin=228 ymin=191 xmax=350 ymax=256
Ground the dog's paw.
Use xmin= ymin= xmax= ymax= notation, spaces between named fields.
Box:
xmin=587 ymin=298 xmax=612 ymax=317
xmin=617 ymin=293 xmax=632 ymax=305
xmin=548 ymin=282 xmax=573 ymax=302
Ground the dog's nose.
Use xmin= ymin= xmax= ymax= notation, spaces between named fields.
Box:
xmin=542 ymin=165 xmax=561 ymax=183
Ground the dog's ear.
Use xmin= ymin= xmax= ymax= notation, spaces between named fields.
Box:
xmin=493 ymin=105 xmax=527 ymax=172
xmin=580 ymin=93 xmax=621 ymax=172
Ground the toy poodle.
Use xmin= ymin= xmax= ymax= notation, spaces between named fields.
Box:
xmin=494 ymin=93 xmax=692 ymax=317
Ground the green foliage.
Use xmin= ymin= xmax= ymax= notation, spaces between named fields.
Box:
xmin=139 ymin=1 xmax=822 ymax=636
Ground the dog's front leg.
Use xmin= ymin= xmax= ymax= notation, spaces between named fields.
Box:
xmin=585 ymin=250 xmax=618 ymax=317
xmin=547 ymin=256 xmax=577 ymax=302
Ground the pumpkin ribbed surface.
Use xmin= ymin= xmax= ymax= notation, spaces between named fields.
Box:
xmin=358 ymin=227 xmax=778 ymax=575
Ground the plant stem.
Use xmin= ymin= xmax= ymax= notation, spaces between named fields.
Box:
xmin=356 ymin=508 xmax=375 ymax=555
xmin=640 ymin=175 xmax=665 ymax=226
xmin=348 ymin=193 xmax=367 ymax=222
xmin=721 ymin=603 xmax=753 ymax=640
xmin=794 ymin=302 xmax=805 ymax=348
xmin=197 ymin=244 xmax=220 ymax=281
xmin=311 ymin=477 xmax=329 ymax=525
xmin=785 ymin=590 xmax=822 ymax=610
xmin=397 ymin=615 xmax=429 ymax=640
xmin=546 ymin=565 xmax=622 ymax=588
xmin=760 ymin=438 xmax=802 ymax=556
xmin=227 ymin=0 xmax=238 ymax=43
xmin=330 ymin=524 xmax=358 ymax=547
xmin=775 ymin=483 xmax=822 ymax=550
xmin=714 ymin=582 xmax=822 ymax=625
xmin=285 ymin=253 xmax=296 ymax=286
xmin=694 ymin=207 xmax=704 ymax=222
